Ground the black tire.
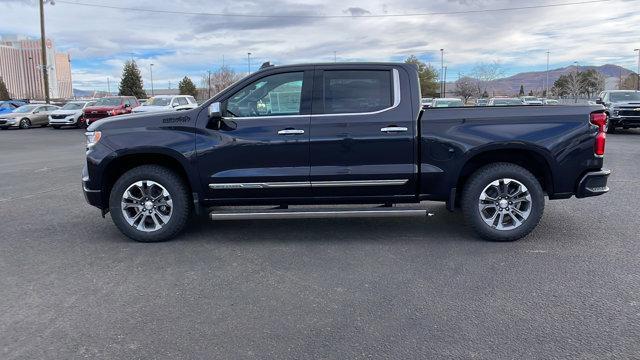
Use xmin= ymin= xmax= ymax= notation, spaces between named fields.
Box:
xmin=109 ymin=165 xmax=191 ymax=242
xmin=461 ymin=163 xmax=545 ymax=242
xmin=19 ymin=118 xmax=30 ymax=129
xmin=607 ymin=125 xmax=616 ymax=133
xmin=0 ymin=126 xmax=8 ymax=130
xmin=52 ymin=125 xmax=61 ymax=129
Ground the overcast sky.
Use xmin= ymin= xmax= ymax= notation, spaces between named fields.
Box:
xmin=1 ymin=0 xmax=639 ymax=90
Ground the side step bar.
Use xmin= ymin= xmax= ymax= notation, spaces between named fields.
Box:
xmin=210 ymin=207 xmax=432 ymax=221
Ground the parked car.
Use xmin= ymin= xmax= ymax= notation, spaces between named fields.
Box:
xmin=0 ymin=104 xmax=59 ymax=129
xmin=543 ymin=99 xmax=559 ymax=105
xmin=49 ymin=100 xmax=96 ymax=129
xmin=488 ymin=98 xmax=525 ymax=106
xmin=596 ymin=90 xmax=640 ymax=132
xmin=83 ymin=96 xmax=139 ymax=125
xmin=132 ymin=95 xmax=198 ymax=113
xmin=0 ymin=100 xmax=27 ymax=115
xmin=82 ymin=62 xmax=610 ymax=243
xmin=431 ymin=98 xmax=464 ymax=107
xmin=520 ymin=96 xmax=543 ymax=105
xmin=421 ymin=97 xmax=433 ymax=109
xmin=475 ymin=98 xmax=489 ymax=106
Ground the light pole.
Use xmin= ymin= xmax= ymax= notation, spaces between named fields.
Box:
xmin=247 ymin=52 xmax=252 ymax=74
xmin=207 ymin=70 xmax=211 ymax=98
xmin=546 ymin=51 xmax=550 ymax=97
xmin=440 ymin=49 xmax=444 ymax=97
xmin=634 ymin=49 xmax=640 ymax=91
xmin=574 ymin=61 xmax=579 ymax=103
xmin=334 ymin=51 xmax=337 ymax=63
xmin=443 ymin=66 xmax=448 ymax=96
xmin=39 ymin=0 xmax=55 ymax=103
xmin=149 ymin=63 xmax=154 ymax=96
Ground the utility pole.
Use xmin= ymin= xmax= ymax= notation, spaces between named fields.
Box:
xmin=150 ymin=63 xmax=154 ymax=96
xmin=635 ymin=48 xmax=640 ymax=91
xmin=207 ymin=70 xmax=211 ymax=98
xmin=546 ymin=51 xmax=550 ymax=97
xmin=440 ymin=49 xmax=444 ymax=97
xmin=39 ymin=0 xmax=53 ymax=103
xmin=247 ymin=52 xmax=252 ymax=74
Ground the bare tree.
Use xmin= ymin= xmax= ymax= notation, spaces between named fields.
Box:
xmin=454 ymin=75 xmax=476 ymax=103
xmin=471 ymin=61 xmax=506 ymax=96
xmin=200 ymin=66 xmax=244 ymax=101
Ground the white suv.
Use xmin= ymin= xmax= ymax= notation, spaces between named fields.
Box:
xmin=132 ymin=95 xmax=198 ymax=113
xmin=49 ymin=100 xmax=96 ymax=128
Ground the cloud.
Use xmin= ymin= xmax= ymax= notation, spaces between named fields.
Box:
xmin=1 ymin=0 xmax=638 ymax=91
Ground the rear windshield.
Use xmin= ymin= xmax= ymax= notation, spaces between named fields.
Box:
xmin=610 ymin=92 xmax=640 ymax=102
xmin=61 ymin=102 xmax=85 ymax=110
xmin=147 ymin=97 xmax=172 ymax=106
xmin=94 ymin=98 xmax=122 ymax=106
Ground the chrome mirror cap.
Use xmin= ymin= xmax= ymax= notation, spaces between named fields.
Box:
xmin=208 ymin=102 xmax=221 ymax=118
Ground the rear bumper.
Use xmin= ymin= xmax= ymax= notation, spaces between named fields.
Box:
xmin=576 ymin=169 xmax=611 ymax=198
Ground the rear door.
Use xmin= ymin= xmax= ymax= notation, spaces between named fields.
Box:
xmin=197 ymin=68 xmax=314 ymax=201
xmin=309 ymin=66 xmax=416 ymax=199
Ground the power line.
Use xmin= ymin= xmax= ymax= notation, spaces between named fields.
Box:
xmin=55 ymin=0 xmax=612 ymax=19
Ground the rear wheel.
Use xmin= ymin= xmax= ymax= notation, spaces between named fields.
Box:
xmin=109 ymin=165 xmax=191 ymax=242
xmin=462 ymin=163 xmax=545 ymax=242
xmin=19 ymin=118 xmax=30 ymax=129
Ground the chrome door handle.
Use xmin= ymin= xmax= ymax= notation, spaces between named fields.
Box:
xmin=278 ymin=129 xmax=305 ymax=135
xmin=381 ymin=126 xmax=408 ymax=133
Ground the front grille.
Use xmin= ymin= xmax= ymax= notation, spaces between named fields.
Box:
xmin=618 ymin=109 xmax=640 ymax=117
xmin=0 ymin=120 xmax=6 ymax=125
xmin=51 ymin=114 xmax=68 ymax=119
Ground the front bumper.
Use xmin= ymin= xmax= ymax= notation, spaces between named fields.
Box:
xmin=576 ymin=169 xmax=611 ymax=198
xmin=82 ymin=165 xmax=105 ymax=209
xmin=0 ymin=118 xmax=18 ymax=127
xmin=49 ymin=115 xmax=78 ymax=125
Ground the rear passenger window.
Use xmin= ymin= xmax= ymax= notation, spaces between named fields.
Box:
xmin=322 ymin=70 xmax=392 ymax=114
xmin=176 ymin=97 xmax=189 ymax=106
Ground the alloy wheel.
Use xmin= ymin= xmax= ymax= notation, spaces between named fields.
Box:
xmin=121 ymin=180 xmax=173 ymax=232
xmin=478 ymin=178 xmax=532 ymax=231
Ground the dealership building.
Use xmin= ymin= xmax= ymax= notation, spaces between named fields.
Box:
xmin=0 ymin=35 xmax=73 ymax=100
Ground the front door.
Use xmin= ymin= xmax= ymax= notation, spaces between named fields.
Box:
xmin=309 ymin=66 xmax=416 ymax=200
xmin=196 ymin=69 xmax=314 ymax=202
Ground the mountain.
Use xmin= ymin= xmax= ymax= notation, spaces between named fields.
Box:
xmin=461 ymin=64 xmax=635 ymax=96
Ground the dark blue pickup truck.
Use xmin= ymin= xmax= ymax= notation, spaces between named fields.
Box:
xmin=82 ymin=63 xmax=610 ymax=242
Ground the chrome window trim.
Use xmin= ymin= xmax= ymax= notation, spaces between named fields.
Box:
xmin=209 ymin=179 xmax=408 ymax=189
xmin=219 ymin=68 xmax=401 ymax=121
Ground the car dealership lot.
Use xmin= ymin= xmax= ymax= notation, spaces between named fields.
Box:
xmin=1 ymin=128 xmax=639 ymax=359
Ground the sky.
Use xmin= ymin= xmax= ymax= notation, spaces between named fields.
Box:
xmin=1 ymin=0 xmax=639 ymax=91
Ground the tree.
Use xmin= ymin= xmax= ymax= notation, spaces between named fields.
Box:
xmin=528 ymin=90 xmax=534 ymax=96
xmin=454 ymin=76 xmax=476 ymax=103
xmin=471 ymin=61 xmax=505 ymax=96
xmin=404 ymin=55 xmax=439 ymax=97
xmin=519 ymin=85 xmax=525 ymax=96
xmin=0 ymin=77 xmax=9 ymax=100
xmin=178 ymin=76 xmax=198 ymax=97
xmin=481 ymin=90 xmax=489 ymax=98
xmin=201 ymin=66 xmax=244 ymax=100
xmin=619 ymin=74 xmax=639 ymax=90
xmin=578 ymin=69 xmax=605 ymax=98
xmin=118 ymin=60 xmax=146 ymax=98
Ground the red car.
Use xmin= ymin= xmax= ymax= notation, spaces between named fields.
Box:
xmin=84 ymin=96 xmax=139 ymax=125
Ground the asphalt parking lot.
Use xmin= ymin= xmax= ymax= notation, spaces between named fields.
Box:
xmin=1 ymin=126 xmax=639 ymax=359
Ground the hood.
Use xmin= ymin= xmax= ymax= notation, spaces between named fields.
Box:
xmin=52 ymin=109 xmax=82 ymax=116
xmin=87 ymin=108 xmax=198 ymax=132
xmin=84 ymin=105 xmax=121 ymax=112
xmin=0 ymin=109 xmax=15 ymax=115
xmin=132 ymin=105 xmax=173 ymax=113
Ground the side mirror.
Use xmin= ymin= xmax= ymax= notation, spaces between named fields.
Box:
xmin=595 ymin=98 xmax=603 ymax=105
xmin=172 ymin=103 xmax=179 ymax=108
xmin=208 ymin=102 xmax=222 ymax=118
xmin=124 ymin=103 xmax=131 ymax=108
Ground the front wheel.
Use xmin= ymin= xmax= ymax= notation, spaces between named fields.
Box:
xmin=109 ymin=165 xmax=191 ymax=242
xmin=52 ymin=125 xmax=61 ymax=129
xmin=19 ymin=118 xmax=31 ymax=129
xmin=462 ymin=163 xmax=545 ymax=242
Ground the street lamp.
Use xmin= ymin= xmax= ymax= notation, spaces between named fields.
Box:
xmin=634 ymin=49 xmax=640 ymax=91
xmin=440 ymin=49 xmax=444 ymax=97
xmin=39 ymin=0 xmax=55 ymax=103
xmin=546 ymin=51 xmax=550 ymax=97
xmin=247 ymin=52 xmax=252 ymax=74
xmin=150 ymin=63 xmax=154 ymax=96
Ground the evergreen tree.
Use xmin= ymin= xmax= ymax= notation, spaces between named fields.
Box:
xmin=519 ymin=84 xmax=525 ymax=96
xmin=118 ymin=60 xmax=146 ymax=98
xmin=404 ymin=55 xmax=439 ymax=97
xmin=178 ymin=76 xmax=198 ymax=98
xmin=0 ymin=77 xmax=10 ymax=100
xmin=528 ymin=90 xmax=534 ymax=96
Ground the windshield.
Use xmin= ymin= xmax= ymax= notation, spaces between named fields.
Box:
xmin=94 ymin=98 xmax=122 ymax=106
xmin=0 ymin=102 xmax=14 ymax=109
xmin=434 ymin=100 xmax=464 ymax=107
xmin=493 ymin=99 xmax=523 ymax=106
xmin=147 ymin=97 xmax=172 ymax=106
xmin=523 ymin=97 xmax=539 ymax=101
xmin=61 ymin=102 xmax=85 ymax=110
xmin=13 ymin=105 xmax=38 ymax=113
xmin=610 ymin=92 xmax=640 ymax=102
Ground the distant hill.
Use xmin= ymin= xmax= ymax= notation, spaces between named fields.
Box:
xmin=452 ymin=64 xmax=635 ymax=96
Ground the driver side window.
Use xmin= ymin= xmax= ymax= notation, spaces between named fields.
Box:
xmin=226 ymin=72 xmax=303 ymax=117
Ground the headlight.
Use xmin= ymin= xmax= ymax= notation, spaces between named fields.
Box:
xmin=85 ymin=131 xmax=102 ymax=150
xmin=107 ymin=110 xmax=114 ymax=116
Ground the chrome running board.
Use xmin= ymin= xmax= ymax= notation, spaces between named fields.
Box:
xmin=210 ymin=207 xmax=431 ymax=220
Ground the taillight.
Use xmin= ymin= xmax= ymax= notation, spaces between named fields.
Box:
xmin=594 ymin=132 xmax=606 ymax=157
xmin=590 ymin=112 xmax=607 ymax=157
xmin=590 ymin=112 xmax=607 ymax=131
